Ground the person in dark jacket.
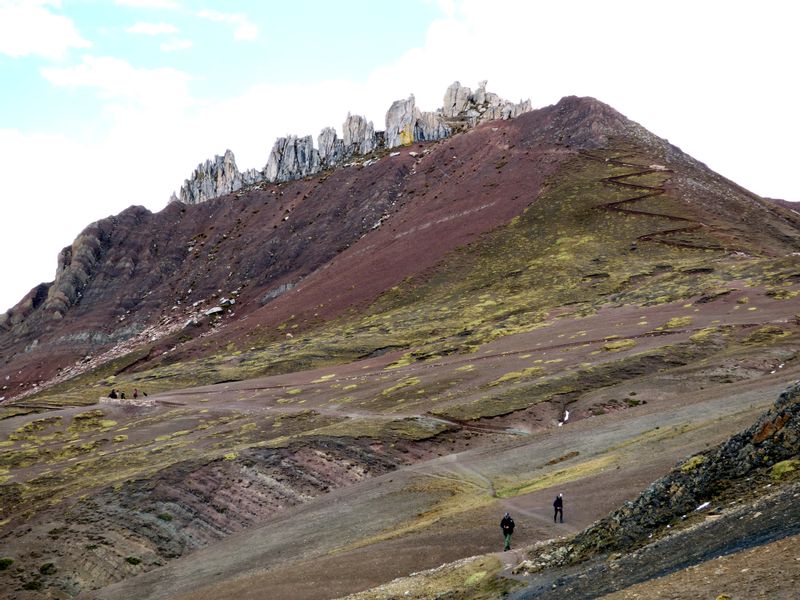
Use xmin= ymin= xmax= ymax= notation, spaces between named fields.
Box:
xmin=554 ymin=493 xmax=564 ymax=523
xmin=500 ymin=512 xmax=515 ymax=551
xmin=108 ymin=389 xmax=118 ymax=399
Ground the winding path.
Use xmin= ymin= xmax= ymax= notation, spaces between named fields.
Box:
xmin=580 ymin=151 xmax=718 ymax=251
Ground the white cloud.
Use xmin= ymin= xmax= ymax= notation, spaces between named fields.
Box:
xmin=125 ymin=21 xmax=178 ymax=35
xmin=160 ymin=38 xmax=192 ymax=52
xmin=114 ymin=0 xmax=180 ymax=8
xmin=41 ymin=55 xmax=192 ymax=109
xmin=423 ymin=0 xmax=457 ymax=19
xmin=0 ymin=0 xmax=90 ymax=59
xmin=196 ymin=9 xmax=258 ymax=41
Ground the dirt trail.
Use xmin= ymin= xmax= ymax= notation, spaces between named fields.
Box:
xmin=580 ymin=150 xmax=716 ymax=251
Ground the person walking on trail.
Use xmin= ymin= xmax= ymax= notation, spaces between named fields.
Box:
xmin=108 ymin=389 xmax=118 ymax=399
xmin=500 ymin=512 xmax=515 ymax=551
xmin=554 ymin=493 xmax=564 ymax=523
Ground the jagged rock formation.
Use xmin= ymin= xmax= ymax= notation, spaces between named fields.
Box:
xmin=171 ymin=150 xmax=264 ymax=205
xmin=317 ymin=127 xmax=345 ymax=167
xmin=264 ymin=135 xmax=320 ymax=182
xmin=443 ymin=80 xmax=532 ymax=125
xmin=384 ymin=94 xmax=451 ymax=148
xmin=342 ymin=113 xmax=377 ymax=155
xmin=170 ymin=81 xmax=531 ymax=200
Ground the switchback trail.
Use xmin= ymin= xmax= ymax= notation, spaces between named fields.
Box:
xmin=579 ymin=150 xmax=720 ymax=251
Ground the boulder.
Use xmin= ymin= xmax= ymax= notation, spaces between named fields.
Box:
xmin=441 ymin=80 xmax=532 ymax=126
xmin=342 ymin=114 xmax=378 ymax=155
xmin=443 ymin=81 xmax=473 ymax=117
xmin=172 ymin=150 xmax=259 ymax=205
xmin=385 ymin=95 xmax=417 ymax=148
xmin=264 ymin=135 xmax=321 ymax=182
xmin=385 ymin=95 xmax=450 ymax=149
xmin=318 ymin=127 xmax=346 ymax=167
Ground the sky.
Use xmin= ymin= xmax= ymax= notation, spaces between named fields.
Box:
xmin=1 ymin=0 xmax=798 ymax=313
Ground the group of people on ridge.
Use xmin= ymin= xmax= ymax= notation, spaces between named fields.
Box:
xmin=107 ymin=388 xmax=146 ymax=400
xmin=500 ymin=493 xmax=564 ymax=551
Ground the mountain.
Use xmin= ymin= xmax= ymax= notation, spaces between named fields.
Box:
xmin=1 ymin=84 xmax=799 ymax=599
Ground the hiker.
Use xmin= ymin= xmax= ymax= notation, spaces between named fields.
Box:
xmin=500 ymin=512 xmax=515 ymax=551
xmin=108 ymin=389 xmax=118 ymax=399
xmin=133 ymin=388 xmax=139 ymax=399
xmin=554 ymin=493 xmax=564 ymax=523
xmin=120 ymin=390 xmax=126 ymax=400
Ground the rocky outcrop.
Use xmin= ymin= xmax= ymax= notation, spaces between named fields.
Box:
xmin=557 ymin=381 xmax=800 ymax=564
xmin=385 ymin=94 xmax=451 ymax=148
xmin=342 ymin=113 xmax=378 ymax=155
xmin=443 ymin=80 xmax=532 ymax=126
xmin=264 ymin=135 xmax=321 ymax=183
xmin=317 ymin=127 xmax=346 ymax=167
xmin=171 ymin=81 xmax=531 ymax=203
xmin=171 ymin=150 xmax=262 ymax=205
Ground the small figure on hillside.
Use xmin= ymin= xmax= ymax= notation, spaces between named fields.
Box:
xmin=133 ymin=388 xmax=139 ymax=399
xmin=500 ymin=512 xmax=515 ymax=551
xmin=120 ymin=390 xmax=126 ymax=400
xmin=554 ymin=493 xmax=564 ymax=523
xmin=108 ymin=389 xmax=118 ymax=399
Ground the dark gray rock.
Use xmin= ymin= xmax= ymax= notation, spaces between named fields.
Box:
xmin=564 ymin=381 xmax=800 ymax=563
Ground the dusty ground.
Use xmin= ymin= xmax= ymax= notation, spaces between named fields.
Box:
xmin=600 ymin=533 xmax=800 ymax=600
xmin=79 ymin=363 xmax=798 ymax=600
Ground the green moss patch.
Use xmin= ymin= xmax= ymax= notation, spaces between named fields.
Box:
xmin=603 ymin=339 xmax=636 ymax=352
xmin=770 ymin=458 xmax=799 ymax=480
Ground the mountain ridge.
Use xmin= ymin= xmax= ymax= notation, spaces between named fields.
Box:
xmin=169 ymin=80 xmax=532 ymax=206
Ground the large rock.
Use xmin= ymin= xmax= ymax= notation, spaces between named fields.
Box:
xmin=565 ymin=381 xmax=800 ymax=562
xmin=172 ymin=150 xmax=259 ymax=205
xmin=318 ymin=127 xmax=346 ymax=167
xmin=443 ymin=81 xmax=473 ymax=117
xmin=342 ymin=114 xmax=378 ymax=155
xmin=264 ymin=135 xmax=321 ymax=182
xmin=441 ymin=80 xmax=532 ymax=127
xmin=385 ymin=95 xmax=451 ymax=149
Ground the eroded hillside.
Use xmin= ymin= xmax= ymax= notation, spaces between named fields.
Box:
xmin=1 ymin=93 xmax=799 ymax=599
